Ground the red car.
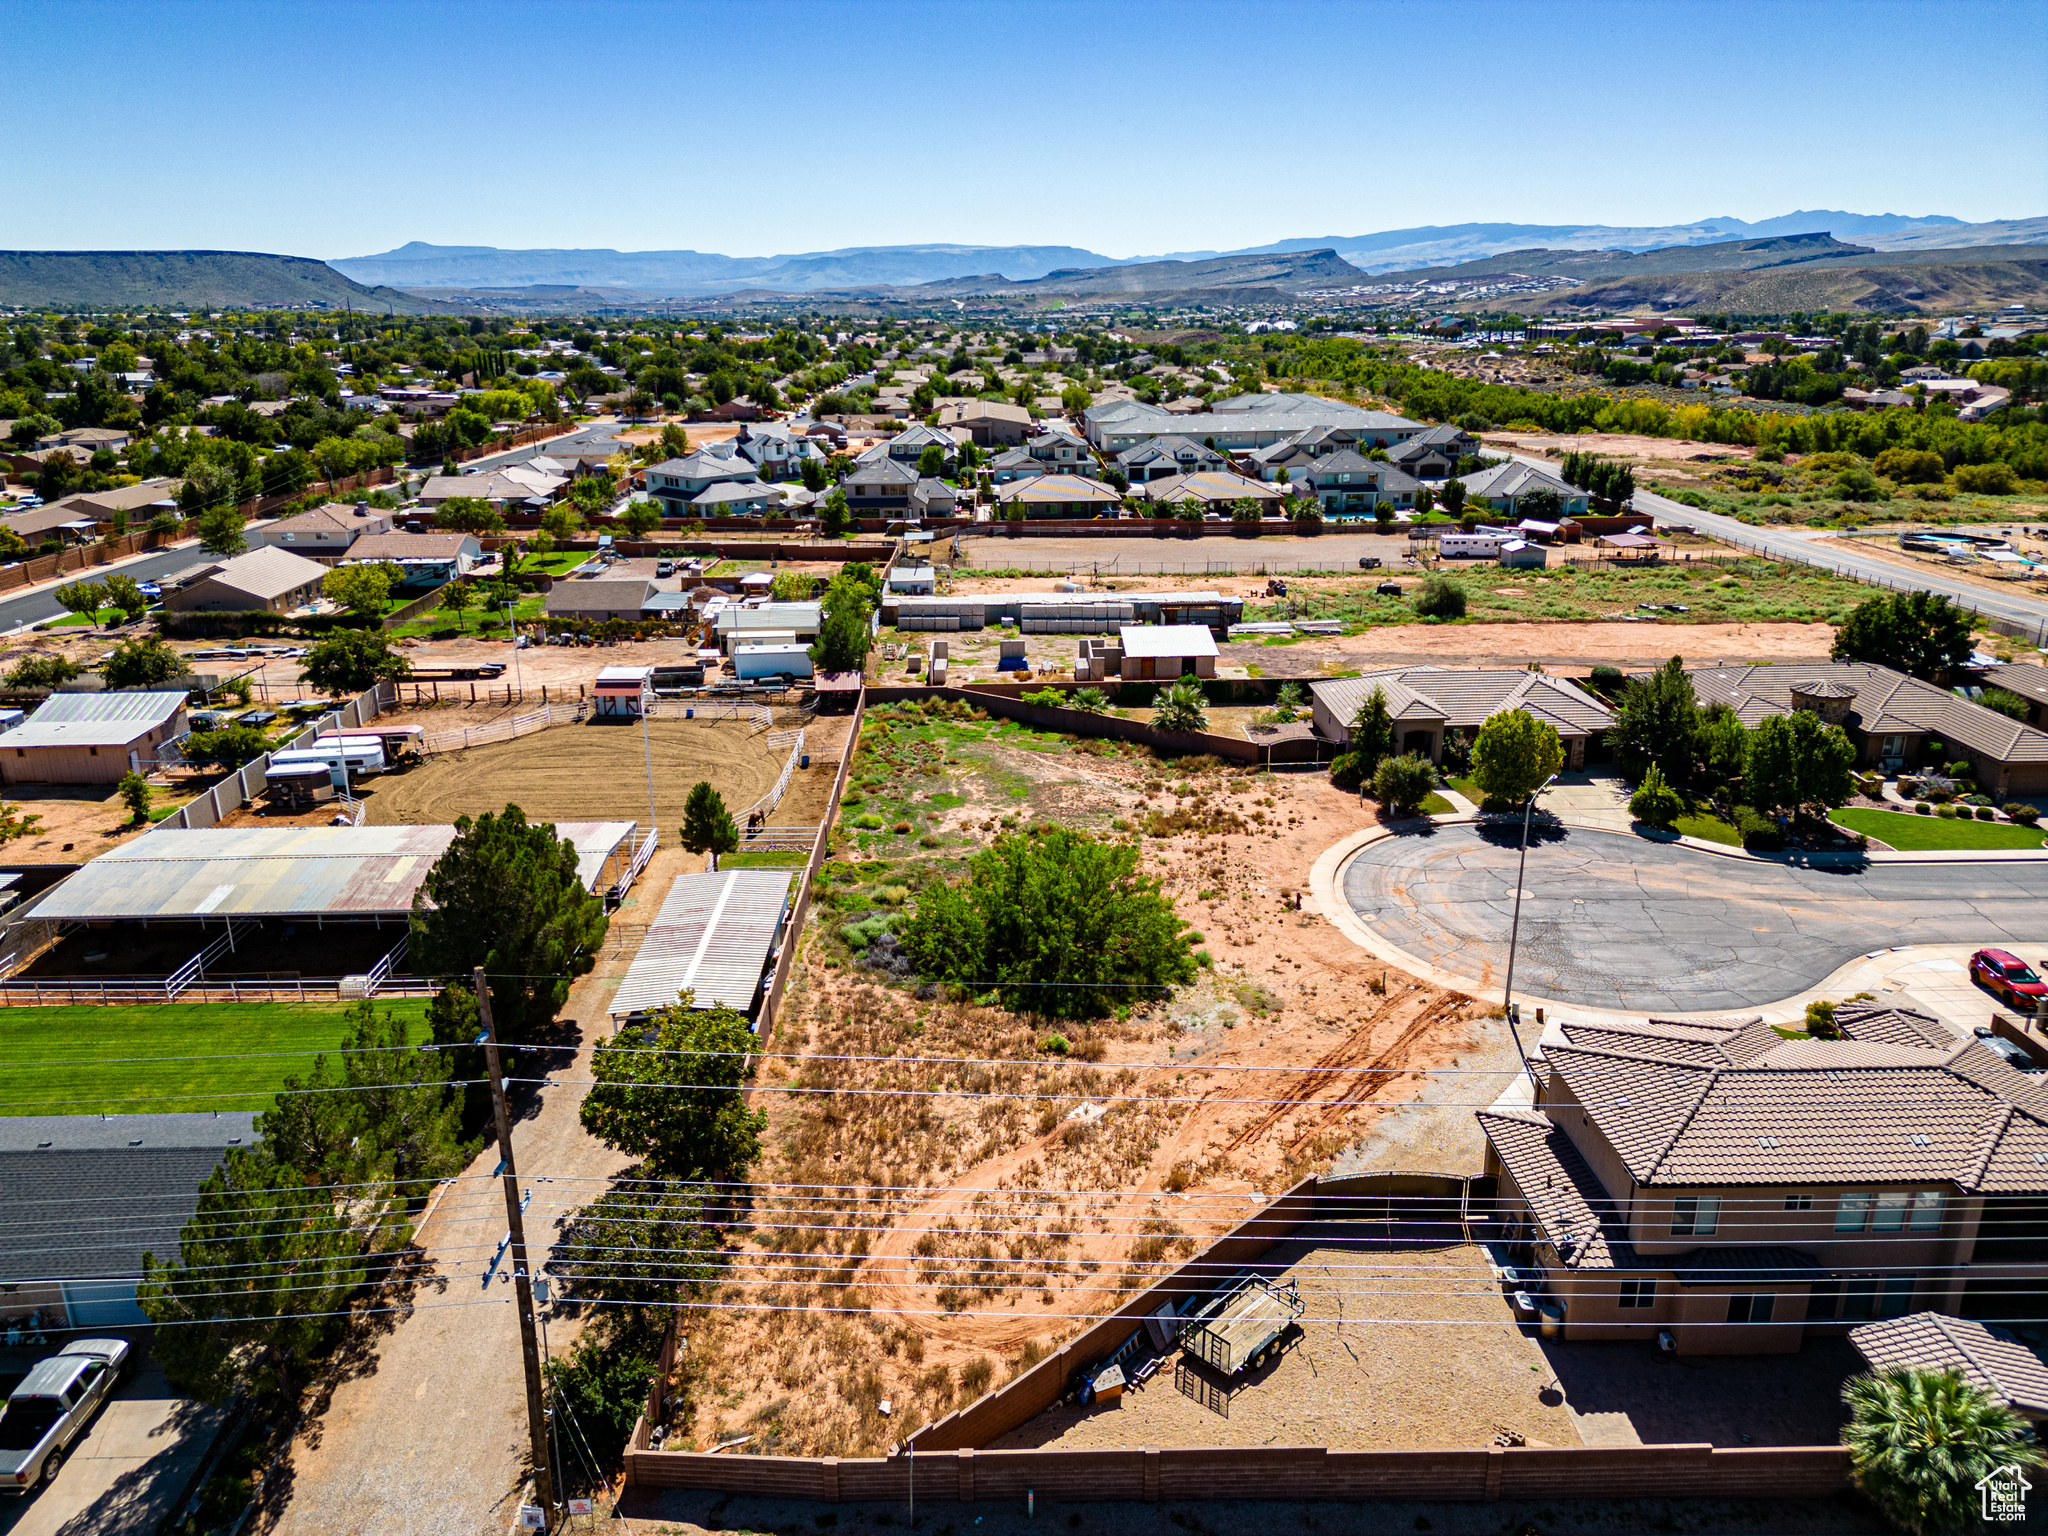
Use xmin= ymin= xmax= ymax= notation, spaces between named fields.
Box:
xmin=1971 ymin=949 xmax=2048 ymax=1008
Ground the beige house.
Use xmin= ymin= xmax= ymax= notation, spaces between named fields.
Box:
xmin=1 ymin=691 xmax=189 ymax=784
xmin=160 ymin=546 xmax=328 ymax=615
xmin=937 ymin=400 xmax=1032 ymax=446
xmin=1480 ymin=1003 xmax=2048 ymax=1356
xmin=250 ymin=503 xmax=393 ymax=560
xmin=544 ymin=578 xmax=656 ymax=623
xmin=1310 ymin=668 xmax=1615 ymax=770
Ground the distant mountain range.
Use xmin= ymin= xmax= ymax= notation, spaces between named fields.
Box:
xmin=0 ymin=250 xmax=452 ymax=313
xmin=331 ymin=213 xmax=2047 ymax=297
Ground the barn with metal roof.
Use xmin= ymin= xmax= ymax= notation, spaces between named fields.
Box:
xmin=0 ymin=690 xmax=190 ymax=785
xmin=608 ymin=868 xmax=795 ymax=1021
xmin=24 ymin=820 xmax=639 ymax=923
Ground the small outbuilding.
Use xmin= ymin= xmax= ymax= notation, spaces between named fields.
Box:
xmin=608 ymin=869 xmax=796 ymax=1022
xmin=1497 ymin=539 xmax=1549 ymax=569
xmin=1 ymin=690 xmax=189 ymax=784
xmin=593 ymin=666 xmax=652 ymax=716
xmin=1117 ymin=623 xmax=1218 ymax=681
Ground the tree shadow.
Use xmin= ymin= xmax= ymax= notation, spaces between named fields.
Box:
xmin=292 ymin=1247 xmax=440 ymax=1454
xmin=1473 ymin=816 xmax=1571 ymax=849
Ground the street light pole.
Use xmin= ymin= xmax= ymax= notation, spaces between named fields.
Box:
xmin=1499 ymin=773 xmax=1559 ymax=1075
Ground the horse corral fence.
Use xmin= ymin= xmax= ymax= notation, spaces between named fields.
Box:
xmin=419 ymin=700 xmax=586 ymax=756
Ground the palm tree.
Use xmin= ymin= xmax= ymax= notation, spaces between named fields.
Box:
xmin=1151 ymin=678 xmax=1208 ymax=734
xmin=1842 ymin=1367 xmax=2041 ymax=1536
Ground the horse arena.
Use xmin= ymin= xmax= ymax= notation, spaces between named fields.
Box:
xmin=364 ymin=710 xmax=796 ymax=832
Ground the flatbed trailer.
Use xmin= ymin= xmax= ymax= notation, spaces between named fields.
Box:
xmin=1180 ymin=1276 xmax=1304 ymax=1376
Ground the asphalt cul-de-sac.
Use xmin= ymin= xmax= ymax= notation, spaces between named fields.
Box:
xmin=1340 ymin=823 xmax=2048 ymax=1014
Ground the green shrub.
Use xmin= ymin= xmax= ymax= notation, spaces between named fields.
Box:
xmin=1936 ymin=803 xmax=1957 ymax=818
xmin=1040 ymin=1033 xmax=1070 ymax=1055
xmin=1329 ymin=751 xmax=1369 ymax=791
xmin=1371 ymin=753 xmax=1439 ymax=818
xmin=1628 ymin=763 xmax=1684 ymax=829
xmin=1915 ymin=801 xmax=1932 ymax=815
xmin=2005 ymin=803 xmax=2040 ymax=826
xmin=1977 ymin=805 xmax=1997 ymax=821
xmin=1735 ymin=806 xmax=1784 ymax=851
xmin=1805 ymin=1000 xmax=1842 ymax=1039
xmin=1412 ymin=573 xmax=1467 ymax=621
xmin=841 ymin=913 xmax=893 ymax=950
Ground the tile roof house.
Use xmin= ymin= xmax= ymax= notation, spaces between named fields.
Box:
xmin=688 ymin=480 xmax=779 ymax=516
xmin=732 ymin=421 xmax=823 ymax=480
xmin=418 ymin=465 xmax=567 ymax=507
xmin=1387 ymin=424 xmax=1479 ymax=479
xmin=1291 ymin=449 xmax=1420 ymax=512
xmin=645 ymin=450 xmax=760 ymax=517
xmin=160 ymin=545 xmax=329 ymax=617
xmin=1480 ymin=1013 xmax=2048 ymax=1355
xmin=1116 ymin=435 xmax=1228 ymax=483
xmin=544 ymin=577 xmax=659 ymax=622
xmin=1459 ymin=462 xmax=1591 ymax=517
xmin=1687 ymin=661 xmax=2048 ymax=796
xmin=992 ymin=474 xmax=1122 ymax=520
xmin=1851 ymin=1313 xmax=2048 ymax=1417
xmin=1310 ymin=668 xmax=1616 ymax=769
xmin=1132 ymin=470 xmax=1284 ymax=510
xmin=1980 ymin=662 xmax=2048 ymax=730
xmin=843 ymin=456 xmax=920 ymax=513
xmin=343 ymin=530 xmax=483 ymax=584
xmin=936 ymin=400 xmax=1032 ymax=446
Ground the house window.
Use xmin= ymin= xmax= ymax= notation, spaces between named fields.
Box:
xmin=1619 ymin=1280 xmax=1656 ymax=1309
xmin=88 ymin=746 xmax=97 ymax=756
xmin=1726 ymin=1293 xmax=1775 ymax=1324
xmin=1874 ymin=1190 xmax=1910 ymax=1233
xmin=1836 ymin=1191 xmax=1874 ymax=1231
xmin=1909 ymin=1191 xmax=1945 ymax=1231
xmin=1671 ymin=1196 xmax=1720 ymax=1237
xmin=1785 ymin=1193 xmax=1813 ymax=1211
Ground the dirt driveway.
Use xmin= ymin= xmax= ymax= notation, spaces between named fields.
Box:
xmin=260 ymin=852 xmax=700 ymax=1536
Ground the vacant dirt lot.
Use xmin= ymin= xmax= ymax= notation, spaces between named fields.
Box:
xmin=366 ymin=714 xmax=792 ymax=830
xmin=1227 ymin=619 xmax=1839 ymax=675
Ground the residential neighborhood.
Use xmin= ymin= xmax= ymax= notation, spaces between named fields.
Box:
xmin=0 ymin=3 xmax=2046 ymax=1532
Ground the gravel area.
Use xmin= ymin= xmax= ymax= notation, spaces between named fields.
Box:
xmin=988 ymin=1237 xmax=1581 ymax=1452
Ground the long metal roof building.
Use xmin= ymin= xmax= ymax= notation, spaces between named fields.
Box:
xmin=26 ymin=821 xmax=638 ymax=922
xmin=609 ymin=868 xmax=794 ymax=1020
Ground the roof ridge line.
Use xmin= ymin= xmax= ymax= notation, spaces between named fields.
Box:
xmin=1964 ymin=1102 xmax=2018 ymax=1191
xmin=1644 ymin=1068 xmax=1722 ymax=1181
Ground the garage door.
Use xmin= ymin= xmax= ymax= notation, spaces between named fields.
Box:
xmin=61 ymin=1279 xmax=147 ymax=1328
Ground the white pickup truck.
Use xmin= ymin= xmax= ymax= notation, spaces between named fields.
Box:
xmin=0 ymin=1338 xmax=130 ymax=1493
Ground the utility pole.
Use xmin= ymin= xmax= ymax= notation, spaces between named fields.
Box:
xmin=478 ymin=966 xmax=556 ymax=1530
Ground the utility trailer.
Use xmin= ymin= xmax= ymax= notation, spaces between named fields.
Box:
xmin=1180 ymin=1276 xmax=1304 ymax=1376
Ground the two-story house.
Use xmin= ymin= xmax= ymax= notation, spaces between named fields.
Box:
xmin=1386 ymin=424 xmax=1479 ymax=479
xmin=1292 ymin=449 xmax=1420 ymax=513
xmin=1459 ymin=462 xmax=1590 ymax=518
xmin=733 ymin=421 xmax=823 ymax=481
xmin=842 ymin=456 xmax=920 ymax=516
xmin=251 ymin=503 xmax=393 ymax=562
xmin=1117 ymin=434 xmax=1227 ymax=484
xmin=644 ymin=450 xmax=760 ymax=519
xmin=1480 ymin=1003 xmax=2048 ymax=1356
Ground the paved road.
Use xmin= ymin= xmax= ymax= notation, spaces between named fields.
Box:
xmin=0 ymin=543 xmax=218 ymax=633
xmin=1340 ymin=822 xmax=2048 ymax=1013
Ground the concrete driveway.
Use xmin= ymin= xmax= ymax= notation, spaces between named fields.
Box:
xmin=0 ymin=1364 xmax=229 ymax=1536
xmin=1339 ymin=822 xmax=2048 ymax=1013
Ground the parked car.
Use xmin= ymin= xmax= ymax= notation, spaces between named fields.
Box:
xmin=1376 ymin=582 xmax=1403 ymax=597
xmin=0 ymin=1338 xmax=129 ymax=1493
xmin=1357 ymin=556 xmax=1382 ymax=569
xmin=656 ymin=560 xmax=676 ymax=577
xmin=1972 ymin=948 xmax=2048 ymax=1008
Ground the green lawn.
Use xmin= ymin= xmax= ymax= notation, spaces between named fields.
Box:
xmin=1672 ymin=811 xmax=1741 ymax=846
xmin=0 ymin=999 xmax=432 ymax=1117
xmin=51 ymin=606 xmax=141 ymax=628
xmin=1831 ymin=807 xmax=2047 ymax=852
xmin=1419 ymin=792 xmax=1456 ymax=814
xmin=720 ymin=848 xmax=810 ymax=868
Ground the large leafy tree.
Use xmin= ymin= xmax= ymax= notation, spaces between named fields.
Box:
xmin=809 ymin=562 xmax=879 ymax=674
xmin=1832 ymin=590 xmax=1975 ymax=683
xmin=257 ymin=1000 xmax=475 ymax=1202
xmin=1470 ymin=707 xmax=1565 ymax=806
xmin=139 ymin=1149 xmax=362 ymax=1402
xmin=411 ymin=807 xmax=610 ymax=1044
xmin=322 ymin=561 xmax=399 ymax=618
xmin=1611 ymin=655 xmax=1700 ymax=784
xmin=1348 ymin=686 xmax=1396 ymax=773
xmin=101 ymin=634 xmax=184 ymax=690
xmin=1842 ymin=1367 xmax=2041 ymax=1536
xmin=899 ymin=824 xmax=1197 ymax=1018
xmin=580 ymin=1002 xmax=764 ymax=1178
xmin=1744 ymin=710 xmax=1858 ymax=818
xmin=301 ymin=628 xmax=411 ymax=694
xmin=195 ymin=502 xmax=247 ymax=557
xmin=433 ymin=495 xmax=505 ymax=535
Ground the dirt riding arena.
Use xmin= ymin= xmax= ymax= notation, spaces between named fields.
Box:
xmin=364 ymin=713 xmax=796 ymax=831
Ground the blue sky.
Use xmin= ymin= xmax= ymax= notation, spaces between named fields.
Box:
xmin=4 ymin=0 xmax=2042 ymax=258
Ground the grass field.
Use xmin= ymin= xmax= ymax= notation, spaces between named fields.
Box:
xmin=1831 ymin=807 xmax=2048 ymax=851
xmin=1672 ymin=810 xmax=1741 ymax=846
xmin=0 ymin=998 xmax=433 ymax=1116
xmin=1249 ymin=556 xmax=1871 ymax=631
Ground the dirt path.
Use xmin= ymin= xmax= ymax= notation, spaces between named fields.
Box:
xmin=261 ymin=854 xmax=695 ymax=1536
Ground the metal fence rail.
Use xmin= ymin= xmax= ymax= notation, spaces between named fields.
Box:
xmin=740 ymin=733 xmax=805 ymax=825
xmin=420 ymin=700 xmax=584 ymax=755
xmin=0 ymin=976 xmax=440 ymax=1006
